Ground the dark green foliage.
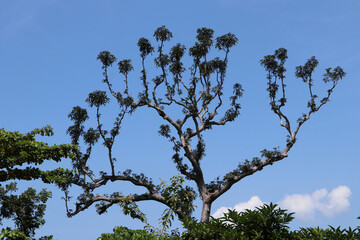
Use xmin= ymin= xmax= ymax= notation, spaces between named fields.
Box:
xmin=0 ymin=183 xmax=52 ymax=239
xmin=158 ymin=125 xmax=171 ymax=138
xmin=323 ymin=66 xmax=345 ymax=83
xmin=221 ymin=83 xmax=243 ymax=123
xmin=97 ymin=51 xmax=117 ymax=69
xmin=260 ymin=48 xmax=288 ymax=110
xmin=181 ymin=203 xmax=294 ymax=240
xmin=260 ymin=147 xmax=281 ymax=159
xmin=98 ymin=204 xmax=360 ymax=240
xmin=261 ymin=48 xmax=345 ymax=115
xmin=260 ymin=48 xmax=287 ymax=76
xmin=189 ymin=28 xmax=217 ymax=62
xmin=169 ymin=44 xmax=186 ymax=77
xmin=180 ymin=205 xmax=360 ymax=240
xmin=67 ymin=107 xmax=89 ymax=145
xmin=0 ymin=127 xmax=76 ymax=182
xmin=154 ymin=26 xmax=173 ymax=43
xmin=295 ymin=56 xmax=319 ymax=82
xmin=0 ymin=127 xmax=75 ymax=238
xmin=295 ymin=226 xmax=360 ymax=239
xmin=221 ymin=148 xmax=280 ymax=182
xmin=222 ymin=203 xmax=294 ymax=239
xmin=83 ymin=128 xmax=100 ymax=146
xmin=180 ymin=217 xmax=233 ymax=240
xmin=215 ymin=33 xmax=238 ymax=52
xmin=68 ymin=106 xmax=89 ymax=124
xmin=86 ymin=91 xmax=110 ymax=108
xmin=97 ymin=226 xmax=175 ymax=240
xmin=138 ymin=38 xmax=154 ymax=58
xmin=154 ymin=53 xmax=170 ymax=69
xmin=181 ymin=205 xmax=359 ymax=240
xmin=196 ymin=28 xmax=214 ymax=48
xmin=118 ymin=59 xmax=134 ymax=76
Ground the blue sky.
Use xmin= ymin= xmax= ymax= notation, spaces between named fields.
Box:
xmin=1 ymin=0 xmax=359 ymax=239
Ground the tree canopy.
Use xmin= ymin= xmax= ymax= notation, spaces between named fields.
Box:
xmin=59 ymin=26 xmax=345 ymax=227
xmin=0 ymin=126 xmax=76 ymax=183
xmin=0 ymin=127 xmax=76 ymax=238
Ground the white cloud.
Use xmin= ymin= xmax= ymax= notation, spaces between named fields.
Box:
xmin=279 ymin=186 xmax=351 ymax=221
xmin=279 ymin=193 xmax=315 ymax=221
xmin=212 ymin=206 xmax=231 ymax=219
xmin=212 ymin=196 xmax=264 ymax=218
xmin=233 ymin=195 xmax=265 ymax=212
xmin=212 ymin=186 xmax=351 ymax=221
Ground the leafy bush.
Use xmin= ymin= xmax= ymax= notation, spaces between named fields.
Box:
xmin=181 ymin=203 xmax=295 ymax=240
xmin=98 ymin=203 xmax=360 ymax=240
xmin=295 ymin=226 xmax=360 ymax=239
xmin=97 ymin=226 xmax=174 ymax=240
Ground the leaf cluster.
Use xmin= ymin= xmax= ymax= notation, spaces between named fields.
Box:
xmin=296 ymin=225 xmax=360 ymax=239
xmin=157 ymin=175 xmax=196 ymax=230
xmin=0 ymin=183 xmax=53 ymax=239
xmin=97 ymin=226 xmax=174 ymax=240
xmin=208 ymin=148 xmax=280 ymax=192
xmin=0 ymin=128 xmax=76 ymax=181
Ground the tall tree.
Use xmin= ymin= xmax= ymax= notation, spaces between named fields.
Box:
xmin=62 ymin=26 xmax=345 ymax=225
xmin=0 ymin=127 xmax=76 ymax=238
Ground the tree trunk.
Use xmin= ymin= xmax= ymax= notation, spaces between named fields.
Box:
xmin=200 ymin=201 xmax=212 ymax=222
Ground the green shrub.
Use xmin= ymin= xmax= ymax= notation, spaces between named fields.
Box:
xmin=295 ymin=226 xmax=360 ymax=239
xmin=98 ymin=204 xmax=360 ymax=240
xmin=97 ymin=226 xmax=175 ymax=240
xmin=181 ymin=203 xmax=295 ymax=240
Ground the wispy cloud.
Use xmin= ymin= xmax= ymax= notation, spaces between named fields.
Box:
xmin=212 ymin=186 xmax=351 ymax=222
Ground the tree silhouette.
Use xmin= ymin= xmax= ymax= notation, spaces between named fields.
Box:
xmin=61 ymin=26 xmax=345 ymax=225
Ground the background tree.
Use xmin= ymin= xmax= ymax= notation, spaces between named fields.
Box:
xmin=0 ymin=183 xmax=51 ymax=240
xmin=62 ymin=26 xmax=345 ymax=226
xmin=0 ymin=127 xmax=76 ymax=239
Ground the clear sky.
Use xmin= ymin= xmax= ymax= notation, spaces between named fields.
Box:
xmin=1 ymin=0 xmax=359 ymax=239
